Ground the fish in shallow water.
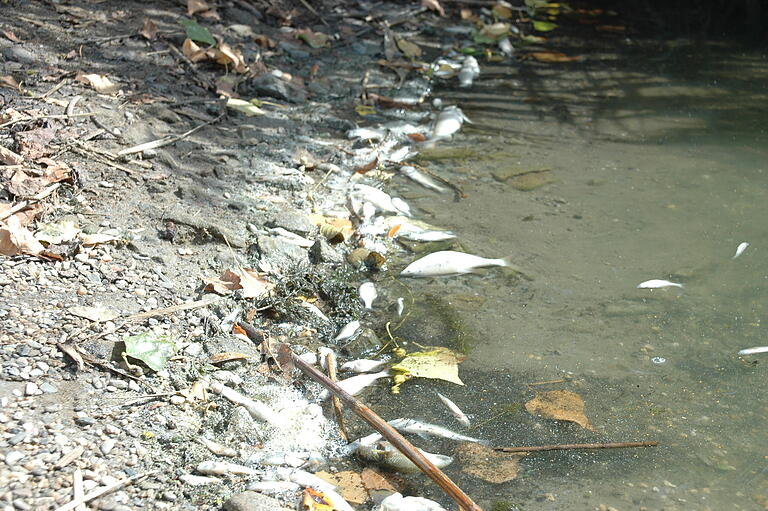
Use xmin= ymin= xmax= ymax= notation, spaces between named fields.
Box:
xmin=436 ymin=392 xmax=471 ymax=428
xmin=732 ymin=241 xmax=749 ymax=259
xmin=318 ymin=370 xmax=390 ymax=400
xmin=340 ymin=358 xmax=388 ymax=373
xmin=334 ymin=320 xmax=361 ymax=341
xmin=738 ymin=346 xmax=768 ymax=355
xmin=431 ymin=105 xmax=471 ymax=140
xmin=400 ymin=250 xmax=508 ymax=277
xmin=356 ymin=440 xmax=452 ymax=473
xmin=388 ymin=418 xmax=486 ymax=444
xmin=636 ymin=279 xmax=683 ymax=289
xmin=359 ymin=281 xmax=377 ymax=309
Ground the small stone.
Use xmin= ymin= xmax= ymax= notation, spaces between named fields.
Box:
xmin=76 ymin=286 xmax=88 ymax=296
xmin=39 ymin=382 xmax=58 ymax=394
xmin=222 ymin=491 xmax=294 ymax=511
xmin=100 ymin=439 xmax=116 ymax=455
xmin=74 ymin=415 xmax=96 ymax=427
xmin=8 ymin=431 xmax=26 ymax=445
xmin=24 ymin=382 xmax=40 ymax=396
xmin=5 ymin=450 xmax=24 ymax=465
xmin=12 ymin=499 xmax=32 ymax=511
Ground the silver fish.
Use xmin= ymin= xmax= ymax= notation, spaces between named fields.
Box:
xmin=498 ymin=38 xmax=514 ymax=57
xmin=334 ymin=320 xmax=361 ymax=342
xmin=348 ymin=127 xmax=386 ymax=140
xmin=399 ymin=165 xmax=448 ymax=193
xmin=340 ymin=358 xmax=388 ymax=373
xmin=738 ymin=346 xmax=768 ymax=355
xmin=247 ymin=480 xmax=301 ymax=495
xmin=359 ymin=282 xmax=377 ymax=309
xmin=458 ymin=56 xmax=480 ymax=88
xmin=400 ymin=250 xmax=508 ymax=277
xmin=396 ymin=297 xmax=405 ymax=316
xmin=437 ymin=392 xmax=471 ymax=428
xmin=318 ymin=370 xmax=390 ymax=400
xmin=398 ymin=229 xmax=456 ymax=242
xmin=353 ymin=183 xmax=412 ymax=217
xmin=431 ymin=106 xmax=470 ymax=139
xmin=388 ymin=418 xmax=485 ymax=444
xmin=356 ymin=440 xmax=452 ymax=473
xmin=733 ymin=242 xmax=749 ymax=259
xmin=636 ymin=279 xmax=683 ymax=289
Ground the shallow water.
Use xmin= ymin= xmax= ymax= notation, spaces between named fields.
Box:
xmin=385 ymin=42 xmax=768 ymax=510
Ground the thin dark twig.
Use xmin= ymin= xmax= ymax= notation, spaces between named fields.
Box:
xmin=495 ymin=441 xmax=659 ymax=453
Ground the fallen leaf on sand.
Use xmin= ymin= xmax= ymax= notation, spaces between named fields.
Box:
xmin=123 ymin=332 xmax=178 ymax=372
xmin=2 ymin=31 xmax=23 ymax=43
xmin=68 ymin=305 xmax=120 ymax=322
xmin=35 ymin=219 xmax=81 ymax=245
xmin=0 ymin=216 xmax=45 ymax=256
xmin=138 ymin=18 xmax=158 ymax=40
xmin=525 ymin=390 xmax=595 ymax=431
xmin=15 ymin=127 xmax=56 ymax=160
xmin=182 ymin=38 xmax=208 ymax=62
xmin=0 ymin=75 xmax=20 ymax=90
xmin=316 ymin=471 xmax=368 ymax=505
xmin=391 ymin=346 xmax=465 ymax=392
xmin=209 ymin=352 xmax=250 ymax=364
xmin=80 ymin=232 xmax=121 ymax=246
xmin=75 ymin=72 xmax=119 ymax=94
xmin=211 ymin=42 xmax=248 ymax=73
xmin=422 ymin=0 xmax=445 ymax=16
xmin=456 ymin=443 xmax=526 ymax=483
xmin=360 ymin=468 xmax=399 ymax=492
xmin=204 ymin=268 xmax=275 ymax=299
xmin=296 ymin=28 xmax=330 ymax=48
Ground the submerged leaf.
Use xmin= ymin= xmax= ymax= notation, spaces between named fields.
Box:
xmin=396 ymin=37 xmax=422 ymax=59
xmin=456 ymin=443 xmax=526 ymax=483
xmin=123 ymin=332 xmax=178 ymax=371
xmin=391 ymin=346 xmax=465 ymax=391
xmin=533 ymin=20 xmax=558 ymax=31
xmin=525 ymin=390 xmax=595 ymax=431
xmin=179 ymin=19 xmax=216 ymax=46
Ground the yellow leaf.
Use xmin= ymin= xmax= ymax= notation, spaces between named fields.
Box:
xmin=355 ymin=104 xmax=377 ymax=116
xmin=396 ymin=37 xmax=422 ymax=59
xmin=391 ymin=346 xmax=465 ymax=391
xmin=524 ymin=390 xmax=595 ymax=431
xmin=227 ymin=98 xmax=266 ymax=116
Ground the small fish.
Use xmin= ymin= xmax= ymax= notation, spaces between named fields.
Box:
xmin=396 ymin=297 xmax=405 ymax=316
xmin=297 ymin=300 xmax=330 ymax=322
xmin=353 ymin=184 xmax=412 ymax=217
xmin=738 ymin=346 xmax=768 ymax=355
xmin=386 ymin=146 xmax=416 ymax=163
xmin=247 ymin=451 xmax=311 ymax=467
xmin=733 ymin=242 xmax=749 ymax=259
xmin=457 ymin=56 xmax=480 ymax=88
xmin=334 ymin=320 xmax=361 ymax=342
xmin=388 ymin=418 xmax=486 ymax=444
xmin=636 ymin=279 xmax=683 ymax=289
xmin=498 ymin=38 xmax=514 ymax=57
xmin=359 ymin=282 xmax=378 ymax=309
xmin=340 ymin=358 xmax=388 ymax=373
xmin=431 ymin=106 xmax=470 ymax=139
xmin=348 ymin=127 xmax=386 ymax=140
xmin=398 ymin=229 xmax=456 ymax=242
xmin=398 ymin=165 xmax=448 ymax=193
xmin=319 ymin=370 xmax=390 ymax=400
xmin=356 ymin=440 xmax=452 ymax=473
xmin=400 ymin=250 xmax=508 ymax=277
xmin=247 ymin=480 xmax=301 ymax=495
xmin=437 ymin=392 xmax=471 ymax=427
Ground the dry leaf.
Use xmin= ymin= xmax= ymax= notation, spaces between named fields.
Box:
xmin=2 ymin=31 xmax=23 ymax=43
xmin=302 ymin=488 xmax=334 ymax=511
xmin=315 ymin=471 xmax=368 ymax=505
xmin=15 ymin=127 xmax=55 ymax=160
xmin=209 ymin=352 xmax=250 ymax=364
xmin=80 ymin=232 xmax=121 ymax=246
xmin=68 ymin=305 xmax=119 ymax=322
xmin=75 ymin=72 xmax=119 ymax=94
xmin=456 ymin=443 xmax=525 ymax=483
xmin=212 ymin=42 xmax=248 ymax=73
xmin=422 ymin=0 xmax=445 ymax=16
xmin=253 ymin=34 xmax=277 ymax=48
xmin=204 ymin=268 xmax=275 ymax=299
xmin=187 ymin=0 xmax=211 ymax=15
xmin=296 ymin=28 xmax=329 ymax=48
xmin=139 ymin=18 xmax=158 ymax=40
xmin=360 ymin=468 xmax=399 ymax=492
xmin=525 ymin=390 xmax=595 ymax=431
xmin=354 ymin=157 xmax=378 ymax=174
xmin=182 ymin=38 xmax=208 ymax=62
xmin=0 ymin=216 xmax=45 ymax=256
xmin=390 ymin=346 xmax=465 ymax=392
xmin=530 ymin=51 xmax=582 ymax=63
xmin=0 ymin=146 xmax=24 ymax=165
xmin=0 ymin=75 xmax=20 ymax=90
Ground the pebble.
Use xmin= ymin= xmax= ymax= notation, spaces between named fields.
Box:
xmin=39 ymin=383 xmax=58 ymax=394
xmin=24 ymin=382 xmax=40 ymax=396
xmin=5 ymin=450 xmax=25 ymax=465
xmin=100 ymin=439 xmax=117 ymax=456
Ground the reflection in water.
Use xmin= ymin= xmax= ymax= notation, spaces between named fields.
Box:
xmin=388 ymin=43 xmax=768 ymax=510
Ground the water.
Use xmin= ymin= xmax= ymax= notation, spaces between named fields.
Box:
xmin=384 ymin=41 xmax=768 ymax=510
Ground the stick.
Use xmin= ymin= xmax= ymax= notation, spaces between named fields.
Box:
xmin=125 ymin=296 xmax=222 ymax=321
xmin=117 ymin=114 xmax=225 ymax=156
xmin=53 ymin=471 xmax=156 ymax=511
xmin=232 ymin=320 xmax=481 ymax=511
xmin=33 ymin=78 xmax=68 ymax=99
xmin=325 ymin=351 xmax=348 ymax=441
xmin=0 ymin=112 xmax=97 ymax=130
xmin=495 ymin=441 xmax=659 ymax=453
xmin=0 ymin=183 xmax=61 ymax=222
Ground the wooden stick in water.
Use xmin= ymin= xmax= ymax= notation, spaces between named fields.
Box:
xmin=496 ymin=441 xmax=658 ymax=453
xmin=325 ymin=350 xmax=348 ymax=441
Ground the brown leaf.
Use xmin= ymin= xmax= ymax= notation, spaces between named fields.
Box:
xmin=0 ymin=215 xmax=45 ymax=256
xmin=360 ymin=468 xmax=399 ymax=492
xmin=525 ymin=390 xmax=595 ymax=431
xmin=530 ymin=51 xmax=583 ymax=63
xmin=354 ymin=157 xmax=378 ymax=174
xmin=75 ymin=72 xmax=119 ymax=94
xmin=204 ymin=268 xmax=275 ymax=299
xmin=0 ymin=75 xmax=20 ymax=90
xmin=187 ymin=0 xmax=211 ymax=15
xmin=15 ymin=128 xmax=55 ymax=160
xmin=211 ymin=43 xmax=248 ymax=73
xmin=253 ymin=34 xmax=277 ymax=48
xmin=296 ymin=28 xmax=330 ymax=48
xmin=315 ymin=471 xmax=368 ymax=505
xmin=209 ymin=352 xmax=250 ymax=364
xmin=456 ymin=443 xmax=525 ymax=483
xmin=422 ymin=0 xmax=445 ymax=17
xmin=0 ymin=146 xmax=24 ymax=165
xmin=2 ymin=31 xmax=23 ymax=43
xmin=396 ymin=37 xmax=422 ymax=59
xmin=181 ymin=38 xmax=208 ymax=63
xmin=139 ymin=18 xmax=158 ymax=40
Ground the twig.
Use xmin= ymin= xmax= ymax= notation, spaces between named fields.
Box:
xmin=80 ymin=33 xmax=137 ymax=44
xmin=117 ymin=114 xmax=225 ymax=156
xmin=0 ymin=112 xmax=97 ymax=130
xmin=325 ymin=351 xmax=348 ymax=441
xmin=495 ymin=441 xmax=659 ymax=453
xmin=70 ymin=145 xmax=138 ymax=175
xmin=54 ymin=471 xmax=157 ymax=511
xmin=72 ymin=468 xmax=86 ymax=511
xmin=0 ymin=183 xmax=61 ymax=221
xmin=33 ymin=78 xmax=68 ymax=99
xmin=235 ymin=323 xmax=482 ymax=511
xmin=125 ymin=296 xmax=223 ymax=321
xmin=296 ymin=0 xmax=329 ymax=26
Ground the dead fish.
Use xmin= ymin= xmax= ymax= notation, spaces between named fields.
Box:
xmin=318 ymin=370 xmax=390 ymax=400
xmin=636 ymin=279 xmax=683 ymax=289
xmin=359 ymin=282 xmax=377 ymax=309
xmin=396 ymin=297 xmax=405 ymax=316
xmin=388 ymin=418 xmax=485 ymax=444
xmin=197 ymin=460 xmax=258 ymax=476
xmin=348 ymin=127 xmax=386 ymax=140
xmin=247 ymin=480 xmax=301 ymax=495
xmin=738 ymin=346 xmax=768 ymax=355
xmin=398 ymin=165 xmax=448 ymax=193
xmin=297 ymin=300 xmax=330 ymax=322
xmin=247 ymin=451 xmax=311 ymax=468
xmin=733 ymin=241 xmax=749 ymax=259
xmin=400 ymin=250 xmax=509 ymax=277
xmin=498 ymin=37 xmax=514 ymax=57
xmin=458 ymin=56 xmax=480 ymax=88
xmin=353 ymin=183 xmax=412 ymax=217
xmin=340 ymin=358 xmax=388 ymax=373
xmin=356 ymin=440 xmax=452 ymax=473
xmin=437 ymin=392 xmax=471 ymax=427
xmin=378 ymin=492 xmax=448 ymax=511
xmin=386 ymin=146 xmax=417 ymax=163
xmin=334 ymin=320 xmax=361 ymax=342
xmin=431 ymin=106 xmax=470 ymax=139
xmin=397 ymin=229 xmax=456 ymax=242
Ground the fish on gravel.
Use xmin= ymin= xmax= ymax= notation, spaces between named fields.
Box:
xmin=334 ymin=320 xmax=361 ymax=341
xmin=356 ymin=440 xmax=452 ymax=473
xmin=388 ymin=418 xmax=486 ymax=444
xmin=400 ymin=250 xmax=509 ymax=277
xmin=636 ymin=279 xmax=683 ymax=289
xmin=353 ymin=183 xmax=412 ymax=217
xmin=340 ymin=358 xmax=388 ymax=373
xmin=437 ymin=392 xmax=471 ymax=427
xmin=397 ymin=229 xmax=456 ymax=242
xmin=359 ymin=281 xmax=377 ymax=309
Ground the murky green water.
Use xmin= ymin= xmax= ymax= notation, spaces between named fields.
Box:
xmin=387 ymin=42 xmax=768 ymax=510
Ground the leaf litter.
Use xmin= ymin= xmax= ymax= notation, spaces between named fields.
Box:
xmin=525 ymin=390 xmax=595 ymax=431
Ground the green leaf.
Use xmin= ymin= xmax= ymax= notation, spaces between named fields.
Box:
xmin=533 ymin=20 xmax=558 ymax=32
xmin=179 ymin=19 xmax=216 ymax=46
xmin=123 ymin=332 xmax=178 ymax=371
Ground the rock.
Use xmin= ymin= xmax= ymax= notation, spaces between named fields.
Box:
xmin=309 ymin=238 xmax=344 ymax=265
xmin=222 ymin=491 xmax=294 ymax=511
xmin=266 ymin=210 xmax=315 ymax=236
xmin=2 ymin=46 xmax=36 ymax=64
xmin=39 ymin=382 xmax=58 ymax=394
xmin=253 ymin=235 xmax=308 ymax=269
xmin=246 ymin=72 xmax=307 ymax=103
xmin=24 ymin=382 xmax=40 ymax=396
xmin=100 ymin=439 xmax=116 ymax=455
xmin=5 ymin=450 xmax=24 ymax=465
